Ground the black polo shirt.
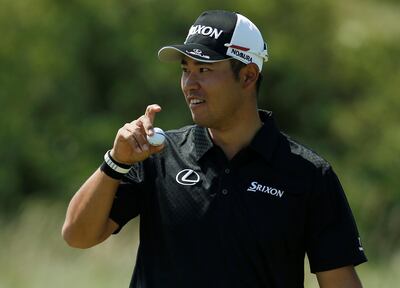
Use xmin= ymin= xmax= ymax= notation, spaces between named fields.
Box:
xmin=109 ymin=110 xmax=367 ymax=288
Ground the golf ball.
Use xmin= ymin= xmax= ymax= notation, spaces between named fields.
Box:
xmin=147 ymin=127 xmax=166 ymax=146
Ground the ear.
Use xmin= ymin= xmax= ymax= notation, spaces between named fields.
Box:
xmin=239 ymin=63 xmax=259 ymax=90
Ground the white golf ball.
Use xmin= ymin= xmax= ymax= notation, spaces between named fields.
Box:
xmin=147 ymin=127 xmax=166 ymax=146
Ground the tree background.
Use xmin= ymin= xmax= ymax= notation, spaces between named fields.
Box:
xmin=0 ymin=0 xmax=399 ymax=286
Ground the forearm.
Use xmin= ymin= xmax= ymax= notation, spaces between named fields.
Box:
xmin=62 ymin=104 xmax=164 ymax=248
xmin=316 ymin=266 xmax=363 ymax=288
xmin=62 ymin=168 xmax=120 ymax=248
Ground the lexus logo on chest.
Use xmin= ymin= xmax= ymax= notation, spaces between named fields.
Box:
xmin=176 ymin=169 xmax=200 ymax=185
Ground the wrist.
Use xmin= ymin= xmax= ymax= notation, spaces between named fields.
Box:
xmin=100 ymin=150 xmax=132 ymax=180
xmin=109 ymin=149 xmax=134 ymax=166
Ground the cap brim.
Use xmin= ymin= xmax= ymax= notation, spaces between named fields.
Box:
xmin=158 ymin=43 xmax=230 ymax=63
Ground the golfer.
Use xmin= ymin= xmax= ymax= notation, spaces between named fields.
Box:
xmin=62 ymin=10 xmax=367 ymax=288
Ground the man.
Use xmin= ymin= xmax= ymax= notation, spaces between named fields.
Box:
xmin=62 ymin=10 xmax=367 ymax=288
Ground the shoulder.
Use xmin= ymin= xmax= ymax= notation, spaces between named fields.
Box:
xmin=276 ymin=134 xmax=344 ymax=199
xmin=258 ymin=110 xmax=331 ymax=174
xmin=164 ymin=125 xmax=196 ymax=144
xmin=278 ymin=132 xmax=332 ymax=175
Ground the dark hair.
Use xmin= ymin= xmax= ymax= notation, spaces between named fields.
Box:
xmin=229 ymin=59 xmax=263 ymax=95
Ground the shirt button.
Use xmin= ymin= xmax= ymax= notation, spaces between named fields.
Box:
xmin=222 ymin=189 xmax=228 ymax=195
xmin=224 ymin=168 xmax=230 ymax=174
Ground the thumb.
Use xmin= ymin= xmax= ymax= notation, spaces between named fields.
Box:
xmin=149 ymin=143 xmax=165 ymax=155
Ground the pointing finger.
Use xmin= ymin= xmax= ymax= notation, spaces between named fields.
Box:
xmin=143 ymin=104 xmax=162 ymax=135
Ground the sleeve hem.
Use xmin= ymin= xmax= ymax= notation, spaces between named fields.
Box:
xmin=109 ymin=216 xmax=126 ymax=234
xmin=310 ymin=256 xmax=368 ymax=274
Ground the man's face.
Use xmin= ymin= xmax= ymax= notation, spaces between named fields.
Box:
xmin=180 ymin=57 xmax=245 ymax=129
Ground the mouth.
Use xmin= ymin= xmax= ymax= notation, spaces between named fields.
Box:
xmin=190 ymin=99 xmax=205 ymax=104
xmin=188 ymin=98 xmax=206 ymax=107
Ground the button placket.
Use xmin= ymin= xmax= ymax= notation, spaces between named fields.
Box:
xmin=220 ymin=166 xmax=232 ymax=196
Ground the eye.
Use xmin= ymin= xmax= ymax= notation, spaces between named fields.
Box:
xmin=181 ymin=66 xmax=189 ymax=73
xmin=200 ymin=67 xmax=211 ymax=73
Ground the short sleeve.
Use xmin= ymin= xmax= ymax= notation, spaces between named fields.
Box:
xmin=109 ymin=162 xmax=145 ymax=234
xmin=306 ymin=166 xmax=367 ymax=273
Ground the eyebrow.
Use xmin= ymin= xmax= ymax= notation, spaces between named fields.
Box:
xmin=181 ymin=59 xmax=214 ymax=66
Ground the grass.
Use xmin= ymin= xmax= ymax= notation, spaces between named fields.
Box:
xmin=0 ymin=200 xmax=139 ymax=288
xmin=0 ymin=200 xmax=398 ymax=288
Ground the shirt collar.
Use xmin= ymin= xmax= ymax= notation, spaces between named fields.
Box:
xmin=249 ymin=110 xmax=281 ymax=162
xmin=191 ymin=110 xmax=280 ymax=162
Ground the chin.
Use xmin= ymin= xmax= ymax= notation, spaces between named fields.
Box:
xmin=191 ymin=114 xmax=211 ymax=128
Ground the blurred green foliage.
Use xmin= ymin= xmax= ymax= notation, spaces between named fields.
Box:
xmin=0 ymin=0 xmax=399 ymax=260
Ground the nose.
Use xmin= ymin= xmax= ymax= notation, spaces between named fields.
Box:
xmin=181 ymin=71 xmax=200 ymax=92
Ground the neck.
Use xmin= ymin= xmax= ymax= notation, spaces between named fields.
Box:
xmin=208 ymin=108 xmax=262 ymax=160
